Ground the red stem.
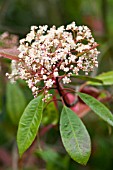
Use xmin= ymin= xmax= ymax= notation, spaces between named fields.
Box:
xmin=0 ymin=52 xmax=19 ymax=61
xmin=39 ymin=124 xmax=55 ymax=137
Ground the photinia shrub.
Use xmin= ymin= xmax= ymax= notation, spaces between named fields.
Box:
xmin=1 ymin=22 xmax=113 ymax=165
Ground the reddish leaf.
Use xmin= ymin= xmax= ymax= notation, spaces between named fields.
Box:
xmin=79 ymin=86 xmax=101 ymax=104
xmin=0 ymin=47 xmax=19 ymax=61
xmin=71 ymin=102 xmax=90 ymax=118
xmin=59 ymin=85 xmax=112 ymax=118
xmin=62 ymin=92 xmax=90 ymax=118
xmin=83 ymin=16 xmax=104 ymax=36
xmin=0 ymin=32 xmax=18 ymax=48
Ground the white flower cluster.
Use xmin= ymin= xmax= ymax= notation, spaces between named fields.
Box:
xmin=7 ymin=22 xmax=99 ymax=100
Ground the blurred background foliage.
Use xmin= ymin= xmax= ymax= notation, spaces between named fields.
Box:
xmin=0 ymin=0 xmax=113 ymax=169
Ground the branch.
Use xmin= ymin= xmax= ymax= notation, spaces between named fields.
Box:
xmin=0 ymin=48 xmax=19 ymax=61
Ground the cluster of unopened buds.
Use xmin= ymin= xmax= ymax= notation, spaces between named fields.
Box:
xmin=7 ymin=22 xmax=100 ymax=101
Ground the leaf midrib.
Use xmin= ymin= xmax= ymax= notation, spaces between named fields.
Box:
xmin=19 ymin=101 xmax=42 ymax=152
xmin=64 ymin=107 xmax=83 ymax=158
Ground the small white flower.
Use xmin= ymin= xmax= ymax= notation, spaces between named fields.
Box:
xmin=67 ymin=72 xmax=72 ymax=77
xmin=20 ymin=38 xmax=25 ymax=44
xmin=27 ymin=79 xmax=33 ymax=88
xmin=42 ymin=93 xmax=52 ymax=101
xmin=32 ymin=64 xmax=37 ymax=72
xmin=18 ymin=52 xmax=24 ymax=58
xmin=95 ymin=63 xmax=98 ymax=67
xmin=64 ymin=67 xmax=69 ymax=72
xmin=32 ymin=86 xmax=37 ymax=92
xmin=43 ymin=75 xmax=47 ymax=80
xmin=69 ymin=55 xmax=77 ymax=62
xmin=35 ymin=79 xmax=40 ymax=84
xmin=85 ymin=72 xmax=88 ymax=75
xmin=66 ymin=22 xmax=76 ymax=30
xmin=6 ymin=73 xmax=9 ymax=76
xmin=76 ymin=35 xmax=83 ymax=41
xmin=70 ymin=65 xmax=74 ymax=69
xmin=31 ymin=26 xmax=38 ymax=31
xmin=73 ymin=67 xmax=79 ymax=74
xmin=53 ymin=72 xmax=59 ymax=77
xmin=60 ymin=64 xmax=65 ymax=70
xmin=62 ymin=77 xmax=71 ymax=84
xmin=26 ymin=31 xmax=35 ymax=42
xmin=45 ymin=79 xmax=54 ymax=88
xmin=18 ymin=45 xmax=26 ymax=52
xmin=41 ymin=69 xmax=44 ymax=75
xmin=78 ymin=26 xmax=83 ymax=31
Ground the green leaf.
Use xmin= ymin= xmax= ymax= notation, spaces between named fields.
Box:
xmin=17 ymin=95 xmax=44 ymax=157
xmin=37 ymin=149 xmax=60 ymax=164
xmin=60 ymin=106 xmax=91 ymax=165
xmin=42 ymin=101 xmax=59 ymax=125
xmin=78 ymin=92 xmax=113 ymax=126
xmin=71 ymin=74 xmax=103 ymax=84
xmin=37 ymin=148 xmax=69 ymax=170
xmin=87 ymin=71 xmax=113 ymax=86
xmin=6 ymin=82 xmax=27 ymax=125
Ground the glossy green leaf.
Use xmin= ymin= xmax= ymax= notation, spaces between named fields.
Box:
xmin=17 ymin=95 xmax=44 ymax=157
xmin=6 ymin=82 xmax=27 ymax=125
xmin=71 ymin=74 xmax=103 ymax=84
xmin=60 ymin=106 xmax=91 ymax=165
xmin=87 ymin=71 xmax=113 ymax=86
xmin=78 ymin=92 xmax=113 ymax=126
